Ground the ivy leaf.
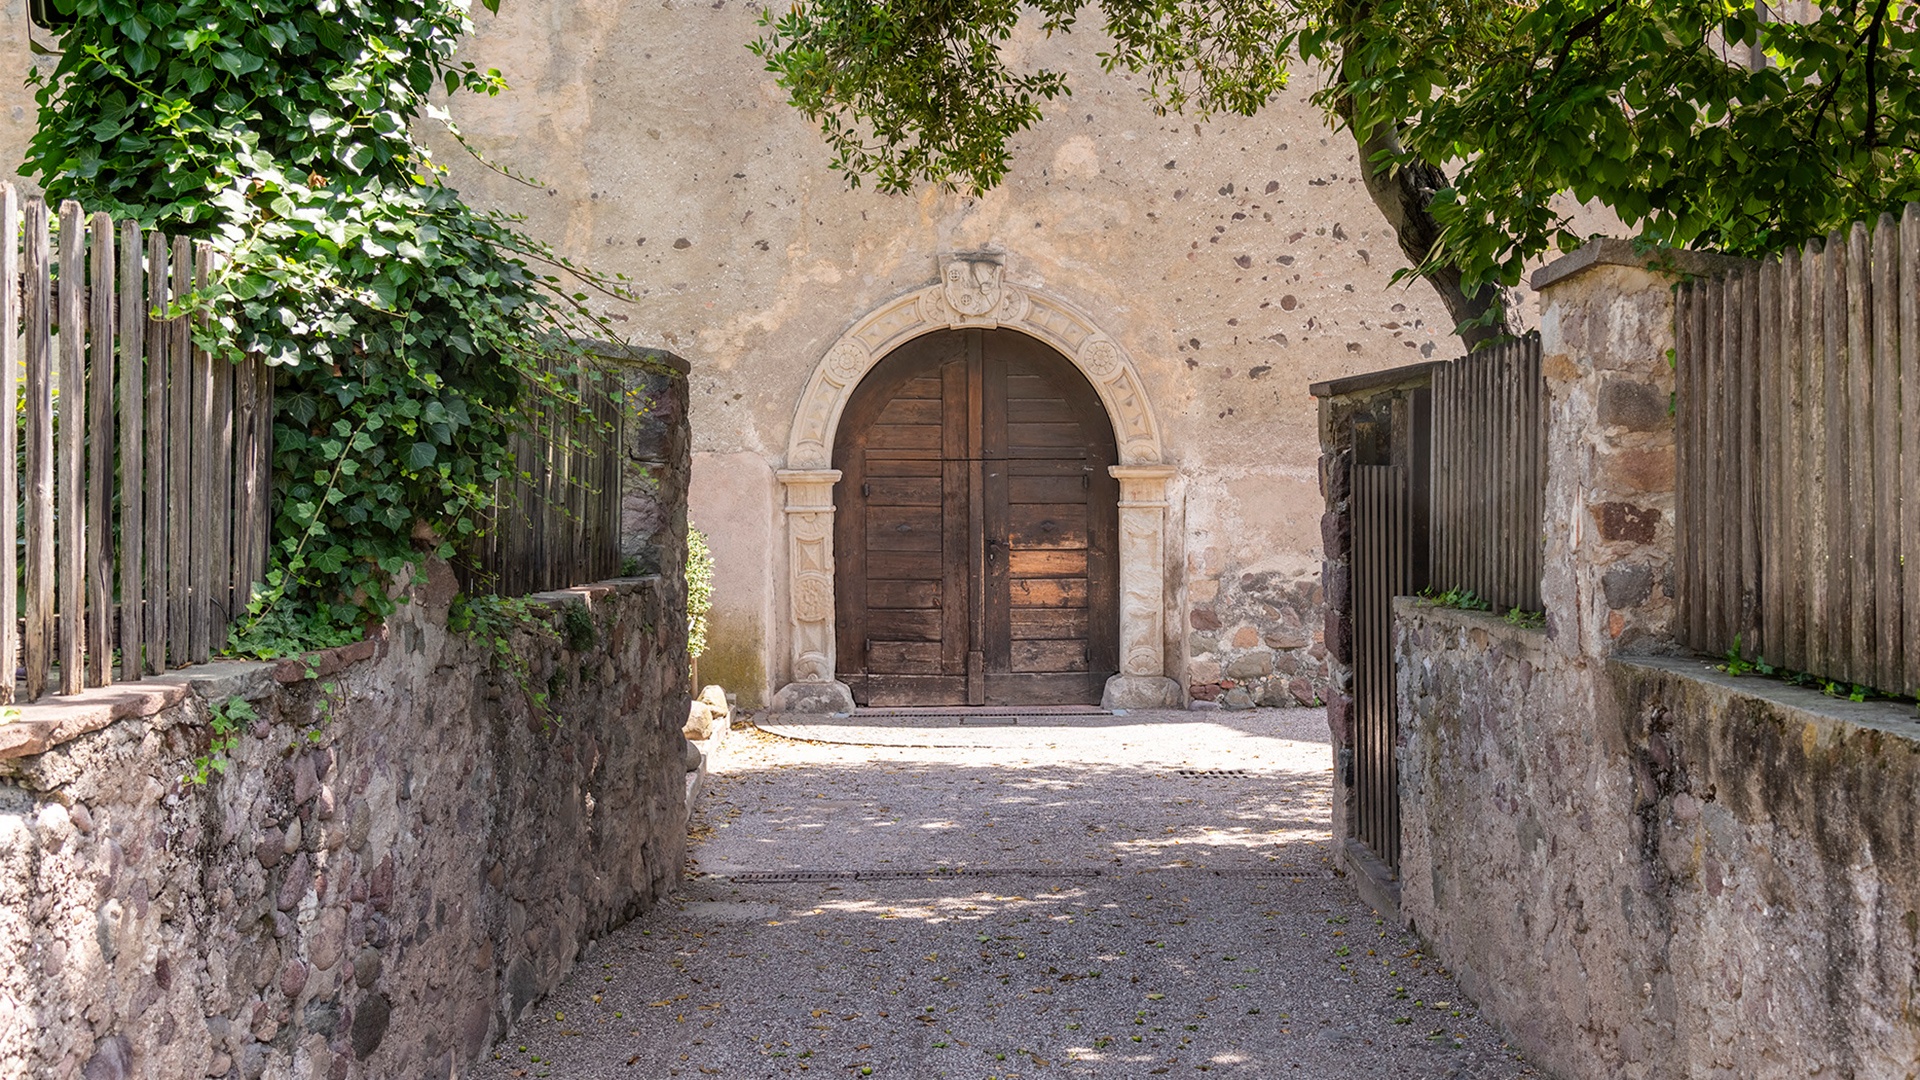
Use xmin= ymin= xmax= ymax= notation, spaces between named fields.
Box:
xmin=406 ymin=442 xmax=437 ymax=470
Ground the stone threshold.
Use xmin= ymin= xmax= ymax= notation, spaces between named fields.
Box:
xmin=0 ymin=575 xmax=663 ymax=762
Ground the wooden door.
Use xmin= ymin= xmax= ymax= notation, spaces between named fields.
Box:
xmin=835 ymin=329 xmax=1118 ymax=706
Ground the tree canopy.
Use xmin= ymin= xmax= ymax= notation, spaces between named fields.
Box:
xmin=755 ymin=0 xmax=1920 ymax=347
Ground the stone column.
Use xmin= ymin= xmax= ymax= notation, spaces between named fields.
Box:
xmin=1104 ymin=465 xmax=1182 ymax=709
xmin=771 ymin=469 xmax=855 ymax=714
xmin=1532 ymin=241 xmax=1740 ymax=659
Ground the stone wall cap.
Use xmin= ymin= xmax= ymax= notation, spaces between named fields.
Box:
xmin=1530 ymin=238 xmax=1753 ymax=292
xmin=1309 ymin=360 xmax=1444 ymax=401
xmin=1613 ymin=655 xmax=1920 ymax=743
xmin=574 ymin=338 xmax=690 ymax=375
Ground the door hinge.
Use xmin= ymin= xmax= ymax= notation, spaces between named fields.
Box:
xmin=862 ymin=481 xmax=871 ymax=497
xmin=1082 ymin=472 xmax=1091 ymax=491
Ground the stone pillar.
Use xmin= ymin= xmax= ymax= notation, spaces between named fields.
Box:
xmin=1532 ymin=241 xmax=1739 ymax=658
xmin=1104 ymin=465 xmax=1182 ymax=709
xmin=771 ymin=469 xmax=855 ymax=714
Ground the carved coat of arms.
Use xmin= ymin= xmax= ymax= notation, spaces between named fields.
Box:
xmin=942 ymin=259 xmax=1003 ymax=317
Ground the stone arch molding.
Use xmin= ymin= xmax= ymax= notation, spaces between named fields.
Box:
xmin=773 ymin=257 xmax=1182 ymax=715
xmin=785 ymin=262 xmax=1166 ymax=470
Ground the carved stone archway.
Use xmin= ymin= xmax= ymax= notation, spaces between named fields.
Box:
xmin=773 ymin=256 xmax=1181 ymax=714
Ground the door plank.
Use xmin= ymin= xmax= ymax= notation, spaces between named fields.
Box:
xmin=1009 ymin=474 xmax=1087 ymax=503
xmin=1011 ymin=608 xmax=1090 ymax=639
xmin=868 ymin=580 xmax=942 ymax=609
xmin=1010 ymin=578 xmax=1088 ymax=607
xmin=1008 ymin=549 xmax=1088 ymax=577
xmin=866 ymin=505 xmax=943 ymax=551
xmin=1011 ymin=639 xmax=1090 ymax=672
xmin=867 ymin=477 xmax=941 ymax=505
xmin=1007 ymin=503 xmax=1089 ymax=549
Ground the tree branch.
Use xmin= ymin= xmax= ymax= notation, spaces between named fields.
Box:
xmin=1331 ymin=78 xmax=1516 ymax=352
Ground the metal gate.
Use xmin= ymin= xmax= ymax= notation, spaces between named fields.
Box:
xmin=1351 ymin=464 xmax=1412 ymax=872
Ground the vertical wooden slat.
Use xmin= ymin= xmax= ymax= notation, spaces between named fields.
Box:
xmin=85 ymin=213 xmax=115 ymax=687
xmin=255 ymin=364 xmax=275 ymax=593
xmin=1681 ymin=282 xmax=1697 ymax=641
xmin=1845 ymin=223 xmax=1872 ymax=687
xmin=188 ymin=246 xmax=215 ymax=663
xmin=1903 ymin=204 xmax=1920 ymax=695
xmin=23 ymin=200 xmax=53 ymax=700
xmin=117 ymin=220 xmax=145 ymax=683
xmin=1804 ymin=236 xmax=1830 ymax=679
xmin=144 ymin=231 xmax=170 ymax=673
xmin=1691 ymin=278 xmax=1713 ymax=649
xmin=1739 ymin=267 xmax=1762 ymax=653
xmin=0 ymin=188 xmax=19 ymax=704
xmin=1779 ymin=246 xmax=1806 ymax=674
xmin=230 ymin=350 xmax=252 ymax=617
xmin=1703 ymin=274 xmax=1727 ymax=652
xmin=1870 ymin=214 xmax=1902 ymax=693
xmin=1823 ymin=229 xmax=1850 ymax=680
xmin=168 ymin=236 xmax=191 ymax=664
xmin=57 ymin=201 xmax=86 ymax=696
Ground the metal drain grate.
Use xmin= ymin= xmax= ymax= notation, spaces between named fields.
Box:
xmin=712 ymin=864 xmax=1337 ymax=884
xmin=1174 ymin=768 xmax=1251 ymax=778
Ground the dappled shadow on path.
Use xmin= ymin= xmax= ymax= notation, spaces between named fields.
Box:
xmin=484 ymin=710 xmax=1538 ymax=1080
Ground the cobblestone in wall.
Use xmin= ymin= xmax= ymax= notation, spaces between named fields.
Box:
xmin=1185 ymin=568 xmax=1327 ymax=708
xmin=0 ymin=568 xmax=688 ymax=1080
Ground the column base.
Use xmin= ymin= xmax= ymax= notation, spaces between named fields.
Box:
xmin=771 ymin=680 xmax=856 ymax=715
xmin=1102 ymin=675 xmax=1182 ymax=711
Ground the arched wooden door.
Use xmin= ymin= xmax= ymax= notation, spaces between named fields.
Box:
xmin=834 ymin=329 xmax=1120 ymax=706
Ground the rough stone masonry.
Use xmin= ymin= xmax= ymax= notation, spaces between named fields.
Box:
xmin=0 ymin=568 xmax=688 ymax=1080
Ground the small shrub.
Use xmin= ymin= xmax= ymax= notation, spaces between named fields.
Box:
xmin=687 ymin=527 xmax=714 ymax=660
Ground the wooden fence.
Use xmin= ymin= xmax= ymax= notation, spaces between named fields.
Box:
xmin=1428 ymin=333 xmax=1546 ymax=613
xmin=1675 ymin=207 xmax=1920 ymax=695
xmin=4 ymin=188 xmax=272 ymax=702
xmin=468 ymin=360 xmax=625 ymax=597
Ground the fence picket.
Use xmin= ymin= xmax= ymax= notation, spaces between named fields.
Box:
xmin=1871 ymin=214 xmax=1903 ymax=693
xmin=1904 ymin=204 xmax=1920 ymax=694
xmin=23 ymin=201 xmax=52 ymax=700
xmin=144 ymin=230 xmax=170 ymax=674
xmin=1779 ymin=247 xmax=1806 ymax=672
xmin=0 ymin=189 xmax=17 ymax=703
xmin=1822 ymin=230 xmax=1851 ymax=680
xmin=57 ymin=201 xmax=86 ymax=696
xmin=86 ymin=213 xmax=115 ymax=687
xmin=167 ymin=237 xmax=192 ymax=665
xmin=1758 ymin=258 xmax=1778 ymax=661
xmin=117 ymin=221 xmax=145 ymax=683
xmin=1846 ymin=223 xmax=1873 ymax=686
xmin=190 ymin=244 xmax=216 ymax=663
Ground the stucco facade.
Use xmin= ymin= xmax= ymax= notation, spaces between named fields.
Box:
xmin=0 ymin=1 xmax=1509 ymax=709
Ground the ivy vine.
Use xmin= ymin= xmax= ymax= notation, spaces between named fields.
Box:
xmin=26 ymin=0 xmax=632 ymax=646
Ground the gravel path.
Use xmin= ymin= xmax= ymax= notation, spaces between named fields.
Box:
xmin=488 ymin=708 xmax=1542 ymax=1079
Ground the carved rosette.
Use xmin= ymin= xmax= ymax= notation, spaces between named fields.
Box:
xmin=779 ymin=470 xmax=842 ymax=684
xmin=823 ymin=342 xmax=869 ymax=387
xmin=1080 ymin=339 xmax=1122 ymax=381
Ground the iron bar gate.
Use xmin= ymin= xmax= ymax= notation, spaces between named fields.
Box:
xmin=1351 ymin=464 xmax=1412 ymax=871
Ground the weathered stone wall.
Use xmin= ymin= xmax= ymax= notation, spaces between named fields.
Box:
xmin=1396 ymin=602 xmax=1920 ymax=1080
xmin=0 ymin=571 xmax=688 ymax=1080
xmin=611 ymin=346 xmax=692 ymax=590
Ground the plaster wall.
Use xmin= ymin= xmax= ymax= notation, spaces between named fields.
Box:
xmin=427 ymin=1 xmax=1486 ymax=704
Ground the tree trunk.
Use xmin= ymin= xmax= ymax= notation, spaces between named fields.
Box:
xmin=1333 ymin=85 xmax=1518 ymax=353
